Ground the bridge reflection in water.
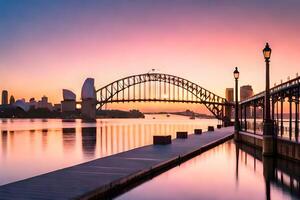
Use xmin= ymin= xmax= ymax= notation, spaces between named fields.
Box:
xmin=77 ymin=118 xmax=218 ymax=158
xmin=0 ymin=117 xmax=218 ymax=186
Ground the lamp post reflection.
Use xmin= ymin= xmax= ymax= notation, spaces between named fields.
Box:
xmin=235 ymin=144 xmax=239 ymax=185
xmin=263 ymin=156 xmax=275 ymax=200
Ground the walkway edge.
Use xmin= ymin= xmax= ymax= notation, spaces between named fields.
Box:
xmin=80 ymin=132 xmax=234 ymax=200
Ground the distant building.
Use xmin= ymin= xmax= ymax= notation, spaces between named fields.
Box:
xmin=42 ymin=96 xmax=47 ymax=102
xmin=53 ymin=104 xmax=61 ymax=112
xmin=61 ymin=89 xmax=76 ymax=112
xmin=81 ymin=79 xmax=96 ymax=100
xmin=14 ymin=99 xmax=30 ymax=112
xmin=225 ymin=88 xmax=234 ymax=121
xmin=240 ymin=85 xmax=254 ymax=117
xmin=29 ymin=98 xmax=37 ymax=109
xmin=37 ymin=96 xmax=53 ymax=111
xmin=81 ymin=78 xmax=96 ymax=120
xmin=9 ymin=95 xmax=15 ymax=105
xmin=1 ymin=90 xmax=8 ymax=105
xmin=225 ymin=88 xmax=234 ymax=103
xmin=240 ymin=85 xmax=253 ymax=101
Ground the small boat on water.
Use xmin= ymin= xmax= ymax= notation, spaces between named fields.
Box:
xmin=166 ymin=114 xmax=170 ymax=117
xmin=190 ymin=116 xmax=195 ymax=120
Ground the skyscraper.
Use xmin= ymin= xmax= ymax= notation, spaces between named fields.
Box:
xmin=225 ymin=88 xmax=234 ymax=103
xmin=240 ymin=85 xmax=253 ymax=101
xmin=240 ymin=85 xmax=254 ymax=117
xmin=9 ymin=95 xmax=15 ymax=104
xmin=1 ymin=90 xmax=8 ymax=105
xmin=225 ymin=88 xmax=234 ymax=121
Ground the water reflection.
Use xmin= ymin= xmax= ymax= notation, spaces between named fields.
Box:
xmin=1 ymin=130 xmax=8 ymax=159
xmin=62 ymin=128 xmax=76 ymax=153
xmin=0 ymin=116 xmax=218 ymax=186
xmin=81 ymin=127 xmax=96 ymax=158
xmin=41 ymin=129 xmax=48 ymax=151
xmin=62 ymin=119 xmax=76 ymax=123
xmin=116 ymin=141 xmax=300 ymax=200
xmin=235 ymin=145 xmax=239 ymax=184
xmin=237 ymin=143 xmax=300 ymax=199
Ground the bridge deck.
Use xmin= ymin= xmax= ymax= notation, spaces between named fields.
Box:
xmin=0 ymin=127 xmax=234 ymax=200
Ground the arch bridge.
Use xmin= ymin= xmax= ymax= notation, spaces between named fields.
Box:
xmin=96 ymin=73 xmax=233 ymax=121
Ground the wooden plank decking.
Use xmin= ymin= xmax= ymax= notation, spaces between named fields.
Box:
xmin=0 ymin=127 xmax=234 ymax=200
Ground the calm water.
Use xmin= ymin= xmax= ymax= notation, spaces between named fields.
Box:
xmin=0 ymin=115 xmax=218 ymax=186
xmin=116 ymin=140 xmax=300 ymax=200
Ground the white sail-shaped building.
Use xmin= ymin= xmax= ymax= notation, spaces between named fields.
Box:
xmin=81 ymin=78 xmax=96 ymax=100
xmin=81 ymin=78 xmax=96 ymax=121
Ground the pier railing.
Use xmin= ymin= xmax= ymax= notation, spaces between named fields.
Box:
xmin=239 ymin=75 xmax=300 ymax=142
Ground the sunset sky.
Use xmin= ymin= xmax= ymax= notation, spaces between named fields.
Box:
xmin=0 ymin=0 xmax=300 ymax=112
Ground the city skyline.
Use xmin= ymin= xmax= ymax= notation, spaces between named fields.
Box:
xmin=1 ymin=0 xmax=300 ymax=112
xmin=1 ymin=81 xmax=295 ymax=115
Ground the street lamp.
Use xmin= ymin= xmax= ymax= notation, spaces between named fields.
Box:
xmin=262 ymin=42 xmax=274 ymax=156
xmin=234 ymin=67 xmax=240 ymax=139
xmin=263 ymin=43 xmax=272 ymax=125
xmin=234 ymin=67 xmax=240 ymax=79
xmin=263 ymin=43 xmax=271 ymax=60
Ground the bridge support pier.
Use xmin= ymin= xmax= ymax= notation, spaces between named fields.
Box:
xmin=224 ymin=105 xmax=232 ymax=127
xmin=81 ymin=99 xmax=96 ymax=122
xmin=81 ymin=78 xmax=96 ymax=122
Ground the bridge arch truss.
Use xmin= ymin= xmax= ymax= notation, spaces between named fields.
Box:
xmin=96 ymin=73 xmax=231 ymax=120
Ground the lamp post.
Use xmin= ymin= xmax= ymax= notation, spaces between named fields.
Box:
xmin=262 ymin=42 xmax=274 ymax=156
xmin=234 ymin=67 xmax=240 ymax=141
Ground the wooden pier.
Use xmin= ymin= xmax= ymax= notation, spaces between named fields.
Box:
xmin=0 ymin=127 xmax=234 ymax=200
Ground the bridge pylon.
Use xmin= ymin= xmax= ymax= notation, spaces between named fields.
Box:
xmin=81 ymin=78 xmax=96 ymax=122
xmin=224 ymin=105 xmax=233 ymax=126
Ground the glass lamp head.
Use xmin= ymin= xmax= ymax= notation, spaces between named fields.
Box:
xmin=263 ymin=42 xmax=272 ymax=60
xmin=233 ymin=67 xmax=239 ymax=80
